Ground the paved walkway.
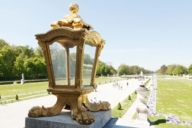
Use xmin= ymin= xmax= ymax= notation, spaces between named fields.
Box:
xmin=89 ymin=79 xmax=140 ymax=108
xmin=0 ymin=79 xmax=140 ymax=128
xmin=0 ymin=95 xmax=56 ymax=128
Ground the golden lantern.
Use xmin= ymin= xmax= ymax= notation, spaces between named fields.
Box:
xmin=28 ymin=3 xmax=110 ymax=125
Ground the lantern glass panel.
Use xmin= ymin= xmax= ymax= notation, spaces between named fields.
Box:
xmin=82 ymin=44 xmax=95 ymax=87
xmin=49 ymin=42 xmax=77 ymax=86
xmin=50 ymin=42 xmax=67 ymax=85
xmin=69 ymin=47 xmax=76 ymax=85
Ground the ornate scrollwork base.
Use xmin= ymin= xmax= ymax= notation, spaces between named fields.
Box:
xmin=82 ymin=94 xmax=111 ymax=112
xmin=28 ymin=94 xmax=110 ymax=125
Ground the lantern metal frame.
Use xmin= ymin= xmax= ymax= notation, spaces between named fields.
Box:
xmin=28 ymin=27 xmax=110 ymax=125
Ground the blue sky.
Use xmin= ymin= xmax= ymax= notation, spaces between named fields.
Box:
xmin=0 ymin=0 xmax=192 ymax=71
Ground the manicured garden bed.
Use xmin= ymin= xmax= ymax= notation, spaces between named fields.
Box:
xmin=112 ymin=92 xmax=137 ymax=117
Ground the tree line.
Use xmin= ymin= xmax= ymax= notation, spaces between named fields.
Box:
xmin=0 ymin=39 xmax=117 ymax=80
xmin=117 ymin=64 xmax=152 ymax=76
xmin=0 ymin=39 xmax=47 ymax=80
xmin=157 ymin=64 xmax=192 ymax=75
xmin=5 ymin=38 xmax=192 ymax=81
xmin=0 ymin=39 xmax=154 ymax=81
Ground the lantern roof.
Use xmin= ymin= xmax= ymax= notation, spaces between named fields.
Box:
xmin=39 ymin=2 xmax=105 ymax=48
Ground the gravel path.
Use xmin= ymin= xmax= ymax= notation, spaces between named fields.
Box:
xmin=89 ymin=79 xmax=140 ymax=108
xmin=0 ymin=95 xmax=56 ymax=128
xmin=147 ymin=74 xmax=157 ymax=115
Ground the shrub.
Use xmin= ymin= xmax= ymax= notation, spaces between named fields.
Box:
xmin=16 ymin=94 xmax=19 ymax=100
xmin=128 ymin=95 xmax=131 ymax=100
xmin=118 ymin=102 xmax=122 ymax=110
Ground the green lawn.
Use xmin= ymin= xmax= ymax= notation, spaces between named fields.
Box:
xmin=96 ymin=76 xmax=123 ymax=85
xmin=0 ymin=77 xmax=122 ymax=102
xmin=157 ymin=78 xmax=192 ymax=121
xmin=154 ymin=78 xmax=192 ymax=128
xmin=0 ymin=82 xmax=48 ymax=96
xmin=156 ymin=123 xmax=192 ymax=128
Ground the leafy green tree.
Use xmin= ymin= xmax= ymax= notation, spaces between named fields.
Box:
xmin=22 ymin=55 xmax=47 ymax=79
xmin=188 ymin=64 xmax=192 ymax=75
xmin=96 ymin=62 xmax=103 ymax=76
xmin=166 ymin=65 xmax=176 ymax=75
xmin=98 ymin=63 xmax=108 ymax=76
xmin=157 ymin=65 xmax=167 ymax=74
xmin=96 ymin=61 xmax=116 ymax=76
xmin=13 ymin=55 xmax=26 ymax=78
xmin=130 ymin=65 xmax=140 ymax=74
xmin=32 ymin=57 xmax=47 ymax=79
xmin=0 ymin=39 xmax=8 ymax=48
xmin=0 ymin=53 xmax=3 ymax=78
xmin=166 ymin=65 xmax=187 ymax=75
xmin=118 ymin=64 xmax=152 ymax=76
xmin=0 ymin=39 xmax=47 ymax=80
xmin=109 ymin=65 xmax=117 ymax=75
xmin=172 ymin=65 xmax=187 ymax=75
xmin=118 ymin=64 xmax=128 ymax=75
xmin=14 ymin=45 xmax=34 ymax=57
xmin=23 ymin=58 xmax=35 ymax=79
xmin=0 ymin=45 xmax=16 ymax=80
xmin=34 ymin=47 xmax=44 ymax=57
xmin=13 ymin=45 xmax=47 ymax=79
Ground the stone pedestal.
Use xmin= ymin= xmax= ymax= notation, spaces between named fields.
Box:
xmin=25 ymin=110 xmax=111 ymax=128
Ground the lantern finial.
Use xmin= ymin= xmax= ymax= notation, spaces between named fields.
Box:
xmin=69 ymin=2 xmax=79 ymax=15
xmin=51 ymin=3 xmax=92 ymax=30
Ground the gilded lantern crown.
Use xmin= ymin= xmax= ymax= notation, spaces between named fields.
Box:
xmin=51 ymin=3 xmax=92 ymax=30
xmin=50 ymin=3 xmax=104 ymax=47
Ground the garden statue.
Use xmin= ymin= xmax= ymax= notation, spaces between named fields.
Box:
xmin=21 ymin=73 xmax=24 ymax=85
